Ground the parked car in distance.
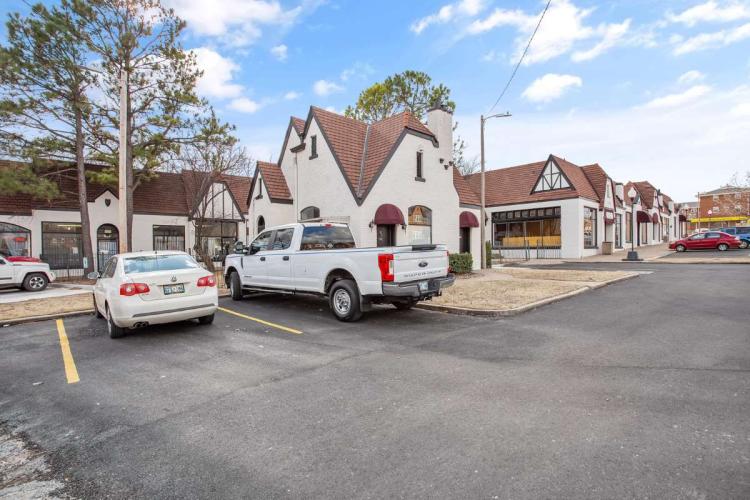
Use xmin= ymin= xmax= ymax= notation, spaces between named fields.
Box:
xmin=224 ymin=222 xmax=455 ymax=322
xmin=0 ymin=255 xmax=55 ymax=291
xmin=669 ymin=231 xmax=741 ymax=252
xmin=717 ymin=226 xmax=750 ymax=249
xmin=89 ymin=251 xmax=218 ymax=338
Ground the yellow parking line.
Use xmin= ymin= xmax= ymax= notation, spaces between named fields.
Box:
xmin=55 ymin=319 xmax=80 ymax=384
xmin=218 ymin=306 xmax=302 ymax=335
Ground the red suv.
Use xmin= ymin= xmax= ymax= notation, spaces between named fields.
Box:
xmin=669 ymin=231 xmax=741 ymax=252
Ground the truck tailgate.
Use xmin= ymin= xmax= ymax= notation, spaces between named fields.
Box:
xmin=392 ymin=250 xmax=448 ymax=283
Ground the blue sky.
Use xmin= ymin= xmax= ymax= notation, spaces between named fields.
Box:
xmin=2 ymin=0 xmax=750 ymax=200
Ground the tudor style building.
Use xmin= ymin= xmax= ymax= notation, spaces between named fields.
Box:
xmin=247 ymin=105 xmax=482 ymax=268
xmin=0 ymin=160 xmax=251 ymax=273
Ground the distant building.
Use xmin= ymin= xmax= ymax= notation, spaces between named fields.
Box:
xmin=696 ymin=185 xmax=750 ymax=229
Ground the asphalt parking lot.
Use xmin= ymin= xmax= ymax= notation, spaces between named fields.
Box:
xmin=1 ymin=263 xmax=749 ymax=499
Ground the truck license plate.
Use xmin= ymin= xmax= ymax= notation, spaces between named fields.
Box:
xmin=418 ymin=281 xmax=429 ymax=292
xmin=163 ymin=283 xmax=185 ymax=295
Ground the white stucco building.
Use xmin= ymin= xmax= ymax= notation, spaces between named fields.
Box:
xmin=247 ymin=105 xmax=483 ymax=268
xmin=0 ymin=162 xmax=250 ymax=274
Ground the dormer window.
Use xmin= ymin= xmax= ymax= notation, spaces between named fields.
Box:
xmin=309 ymin=135 xmax=318 ymax=159
xmin=532 ymin=159 xmax=570 ymax=193
xmin=415 ymin=151 xmax=424 ymax=181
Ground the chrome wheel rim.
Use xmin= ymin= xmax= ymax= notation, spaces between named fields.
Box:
xmin=29 ymin=276 xmax=45 ymax=289
xmin=332 ymin=289 xmax=351 ymax=316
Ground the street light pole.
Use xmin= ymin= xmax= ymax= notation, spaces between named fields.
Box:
xmin=624 ymin=187 xmax=642 ymax=261
xmin=479 ymin=112 xmax=511 ymax=269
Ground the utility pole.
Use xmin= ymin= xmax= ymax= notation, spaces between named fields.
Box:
xmin=479 ymin=112 xmax=511 ymax=269
xmin=118 ymin=67 xmax=128 ymax=253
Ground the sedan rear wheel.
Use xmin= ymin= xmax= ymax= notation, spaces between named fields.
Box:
xmin=717 ymin=243 xmax=729 ymax=251
xmin=106 ymin=305 xmax=125 ymax=339
xmin=675 ymin=244 xmax=686 ymax=252
xmin=740 ymin=240 xmax=749 ymax=249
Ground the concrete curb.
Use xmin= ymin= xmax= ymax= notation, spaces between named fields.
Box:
xmin=416 ymin=272 xmax=639 ymax=318
xmin=2 ymin=309 xmax=95 ymax=327
xmin=654 ymin=259 xmax=750 ymax=265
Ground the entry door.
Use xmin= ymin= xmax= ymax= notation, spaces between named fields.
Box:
xmin=265 ymin=228 xmax=293 ymax=289
xmin=377 ymin=225 xmax=395 ymax=247
xmin=97 ymin=224 xmax=119 ymax=271
xmin=241 ymin=230 xmax=272 ymax=286
xmin=459 ymin=227 xmax=470 ymax=253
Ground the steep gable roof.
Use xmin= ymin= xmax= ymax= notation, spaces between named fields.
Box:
xmin=452 ymin=167 xmax=481 ymax=206
xmin=302 ymin=106 xmax=438 ymax=205
xmin=252 ymin=161 xmax=292 ymax=204
xmin=631 ymin=181 xmax=657 ymax=209
xmin=291 ymin=116 xmax=305 ymax=136
xmin=465 ymin=155 xmax=600 ymax=207
xmin=581 ymin=163 xmax=612 ymax=209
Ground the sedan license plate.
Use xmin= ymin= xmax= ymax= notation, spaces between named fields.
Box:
xmin=163 ymin=283 xmax=185 ymax=295
xmin=418 ymin=281 xmax=429 ymax=292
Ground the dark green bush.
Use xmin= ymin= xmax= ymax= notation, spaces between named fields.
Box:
xmin=485 ymin=241 xmax=492 ymax=268
xmin=449 ymin=252 xmax=473 ymax=274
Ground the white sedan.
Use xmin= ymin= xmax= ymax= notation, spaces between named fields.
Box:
xmin=90 ymin=251 xmax=218 ymax=338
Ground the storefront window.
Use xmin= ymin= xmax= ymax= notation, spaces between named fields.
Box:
xmin=615 ymin=214 xmax=623 ymax=248
xmin=407 ymin=206 xmax=432 ymax=244
xmin=491 ymin=207 xmax=561 ymax=248
xmin=0 ymin=222 xmax=31 ymax=257
xmin=583 ymin=207 xmax=597 ymax=248
xmin=197 ymin=221 xmax=238 ymax=261
xmin=153 ymin=225 xmax=185 ymax=251
xmin=625 ymin=214 xmax=632 ymax=243
xmin=41 ymin=222 xmax=83 ymax=269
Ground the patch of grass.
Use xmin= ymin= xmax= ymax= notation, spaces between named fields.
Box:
xmin=494 ymin=268 xmax=630 ymax=282
xmin=0 ymin=293 xmax=93 ymax=322
xmin=432 ymin=278 xmax=584 ymax=310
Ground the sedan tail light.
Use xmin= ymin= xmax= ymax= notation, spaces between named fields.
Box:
xmin=197 ymin=275 xmax=216 ymax=287
xmin=120 ymin=283 xmax=150 ymax=296
xmin=378 ymin=253 xmax=394 ymax=282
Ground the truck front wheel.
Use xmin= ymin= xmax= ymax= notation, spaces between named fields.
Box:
xmin=329 ymin=279 xmax=363 ymax=322
xmin=229 ymin=272 xmax=243 ymax=300
xmin=23 ymin=273 xmax=49 ymax=292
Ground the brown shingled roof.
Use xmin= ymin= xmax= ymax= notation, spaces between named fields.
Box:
xmin=0 ymin=160 xmax=250 ymax=216
xmin=465 ymin=155 xmax=600 ymax=207
xmin=581 ymin=163 xmax=611 ymax=209
xmin=253 ymin=161 xmax=292 ymax=203
xmin=291 ymin=117 xmax=305 ymax=136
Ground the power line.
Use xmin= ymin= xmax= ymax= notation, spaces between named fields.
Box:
xmin=488 ymin=0 xmax=552 ymax=113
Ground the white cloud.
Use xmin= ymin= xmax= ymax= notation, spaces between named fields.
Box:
xmin=165 ymin=0 xmax=322 ymax=47
xmin=411 ymin=0 xmax=485 ymax=34
xmin=642 ymin=85 xmax=712 ymax=109
xmin=340 ymin=62 xmax=375 ymax=81
xmin=313 ymin=79 xmax=344 ymax=96
xmin=667 ymin=1 xmax=750 ymax=27
xmin=284 ymin=91 xmax=301 ymax=100
xmin=731 ymin=101 xmax=750 ymax=116
xmin=481 ymin=50 xmax=498 ymax=62
xmin=270 ymin=44 xmax=288 ymax=61
xmin=191 ymin=47 xmax=244 ymax=99
xmin=229 ymin=97 xmax=262 ymax=113
xmin=522 ymin=74 xmax=583 ymax=103
xmin=454 ymin=85 xmax=750 ymax=201
xmin=672 ymin=22 xmax=750 ymax=54
xmin=572 ymin=19 xmax=631 ymax=62
xmin=466 ymin=0 xmax=630 ymax=65
xmin=678 ymin=70 xmax=706 ymax=85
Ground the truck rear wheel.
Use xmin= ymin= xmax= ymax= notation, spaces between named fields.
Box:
xmin=229 ymin=272 xmax=243 ymax=300
xmin=329 ymin=279 xmax=363 ymax=322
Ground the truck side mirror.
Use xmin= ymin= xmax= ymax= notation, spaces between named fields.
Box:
xmin=87 ymin=271 xmax=100 ymax=280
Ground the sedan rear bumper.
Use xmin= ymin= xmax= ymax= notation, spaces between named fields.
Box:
xmin=381 ymin=274 xmax=455 ymax=299
xmin=111 ymin=292 xmax=218 ymax=328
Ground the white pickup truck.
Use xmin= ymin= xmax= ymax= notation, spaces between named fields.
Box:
xmin=0 ymin=255 xmax=56 ymax=292
xmin=223 ymin=223 xmax=455 ymax=321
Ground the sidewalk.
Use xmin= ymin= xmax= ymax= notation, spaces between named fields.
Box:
xmin=0 ymin=283 xmax=93 ymax=304
xmin=567 ymin=243 xmax=671 ymax=263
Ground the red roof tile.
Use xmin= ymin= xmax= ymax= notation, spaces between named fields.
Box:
xmin=581 ymin=164 xmax=611 ymax=209
xmin=452 ymin=167 xmax=480 ymax=206
xmin=254 ymin=161 xmax=292 ymax=202
xmin=465 ymin=155 xmax=600 ymax=207
xmin=291 ymin=117 xmax=305 ymax=136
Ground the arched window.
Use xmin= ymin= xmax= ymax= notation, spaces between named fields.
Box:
xmin=257 ymin=216 xmax=266 ymax=233
xmin=300 ymin=206 xmax=320 ymax=221
xmin=407 ymin=205 xmax=432 ymax=244
xmin=96 ymin=224 xmax=119 ymax=271
xmin=0 ymin=222 xmax=31 ymax=257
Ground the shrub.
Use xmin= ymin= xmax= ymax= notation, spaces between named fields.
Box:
xmin=485 ymin=241 xmax=492 ymax=268
xmin=449 ymin=252 xmax=473 ymax=274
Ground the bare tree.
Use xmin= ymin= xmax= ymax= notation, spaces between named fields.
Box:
xmin=174 ymin=115 xmax=252 ymax=272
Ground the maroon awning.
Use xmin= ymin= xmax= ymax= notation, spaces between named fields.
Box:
xmin=651 ymin=213 xmax=660 ymax=224
xmin=636 ymin=210 xmax=650 ymax=223
xmin=679 ymin=214 xmax=687 ymax=222
xmin=459 ymin=211 xmax=479 ymax=228
xmin=373 ymin=204 xmax=405 ymax=225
